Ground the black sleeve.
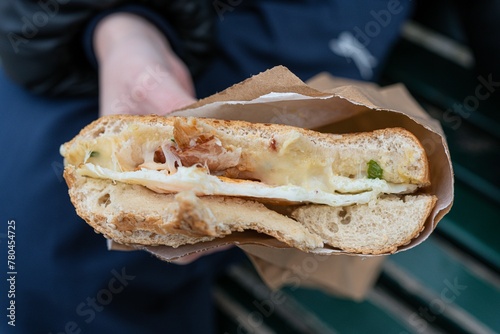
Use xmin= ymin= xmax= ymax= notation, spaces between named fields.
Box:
xmin=0 ymin=0 xmax=215 ymax=97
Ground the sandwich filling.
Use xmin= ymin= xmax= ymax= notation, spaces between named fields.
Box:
xmin=64 ymin=117 xmax=420 ymax=207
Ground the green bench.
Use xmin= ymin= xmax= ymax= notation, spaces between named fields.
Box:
xmin=215 ymin=7 xmax=500 ymax=333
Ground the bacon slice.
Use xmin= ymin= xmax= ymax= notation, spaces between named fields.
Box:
xmin=139 ymin=118 xmax=241 ymax=175
xmin=175 ymin=136 xmax=241 ymax=174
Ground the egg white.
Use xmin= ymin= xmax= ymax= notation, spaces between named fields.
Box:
xmin=78 ymin=164 xmax=417 ymax=207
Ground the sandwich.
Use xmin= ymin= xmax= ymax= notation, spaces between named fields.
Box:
xmin=60 ymin=115 xmax=436 ymax=254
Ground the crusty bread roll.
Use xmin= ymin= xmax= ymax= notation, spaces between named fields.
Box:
xmin=61 ymin=115 xmax=436 ymax=254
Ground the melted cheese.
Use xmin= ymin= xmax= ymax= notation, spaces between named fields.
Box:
xmin=78 ymin=164 xmax=417 ymax=207
xmin=65 ymin=122 xmax=420 ymax=206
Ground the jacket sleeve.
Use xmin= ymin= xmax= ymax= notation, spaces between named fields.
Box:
xmin=0 ymin=0 xmax=215 ymax=97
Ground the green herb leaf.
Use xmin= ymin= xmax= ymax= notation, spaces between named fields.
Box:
xmin=89 ymin=151 xmax=99 ymax=158
xmin=367 ymin=160 xmax=383 ymax=179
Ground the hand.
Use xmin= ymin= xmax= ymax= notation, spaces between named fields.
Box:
xmin=94 ymin=13 xmax=195 ymax=117
xmin=94 ymin=13 xmax=228 ymax=265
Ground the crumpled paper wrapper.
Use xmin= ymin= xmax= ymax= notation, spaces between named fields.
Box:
xmin=109 ymin=66 xmax=453 ymax=300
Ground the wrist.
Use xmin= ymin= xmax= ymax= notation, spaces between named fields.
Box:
xmin=94 ymin=13 xmax=171 ymax=64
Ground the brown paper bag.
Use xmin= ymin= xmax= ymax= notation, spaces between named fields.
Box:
xmin=109 ymin=66 xmax=453 ymax=299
